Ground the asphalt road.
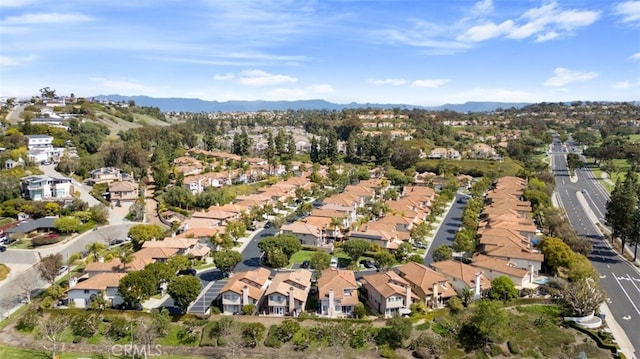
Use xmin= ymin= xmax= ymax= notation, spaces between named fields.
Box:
xmin=424 ymin=193 xmax=468 ymax=266
xmin=39 ymin=164 xmax=124 ymax=225
xmin=551 ymin=136 xmax=639 ymax=358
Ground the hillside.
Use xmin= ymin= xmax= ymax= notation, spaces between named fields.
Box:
xmin=94 ymin=94 xmax=531 ymax=113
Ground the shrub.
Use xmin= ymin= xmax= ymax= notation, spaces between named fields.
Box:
xmin=70 ymin=312 xmax=102 ymax=337
xmin=105 ymin=316 xmax=129 ymax=340
xmin=32 ymin=236 xmax=63 ymax=246
xmin=16 ymin=310 xmax=39 ymax=332
xmin=242 ymin=304 xmax=256 ymax=315
xmin=489 ymin=343 xmax=504 ymax=356
xmin=380 ymin=346 xmax=396 ymax=358
xmin=353 ymin=302 xmax=366 ymax=319
xmin=507 ymin=341 xmax=520 ymax=354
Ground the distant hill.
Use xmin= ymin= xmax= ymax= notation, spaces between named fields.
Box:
xmin=93 ymin=95 xmax=531 ymax=113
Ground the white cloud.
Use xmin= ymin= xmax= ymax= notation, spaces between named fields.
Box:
xmin=237 ymin=69 xmax=297 ymax=86
xmin=411 ymin=79 xmax=451 ymax=88
xmin=457 ymin=20 xmax=514 ymax=42
xmin=544 ymin=67 xmax=598 ymax=87
xmin=458 ymin=2 xmax=599 ymax=43
xmin=631 ymin=52 xmax=640 ymax=60
xmin=0 ymin=56 xmax=20 ymax=67
xmin=472 ymin=0 xmax=494 ymax=14
xmin=1 ymin=12 xmax=93 ymax=25
xmin=213 ymin=73 xmax=235 ymax=81
xmin=613 ymin=1 xmax=640 ymax=23
xmin=369 ymin=78 xmax=407 ymax=86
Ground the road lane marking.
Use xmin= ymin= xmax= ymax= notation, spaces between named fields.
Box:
xmin=611 ymin=271 xmax=640 ymax=316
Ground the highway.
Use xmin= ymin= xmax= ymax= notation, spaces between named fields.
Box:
xmin=551 ymin=136 xmax=639 ymax=358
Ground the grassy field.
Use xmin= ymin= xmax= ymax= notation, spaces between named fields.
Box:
xmin=0 ymin=264 xmax=10 ymax=281
xmin=0 ymin=345 xmax=206 ymax=359
xmin=628 ymin=134 xmax=640 ymax=142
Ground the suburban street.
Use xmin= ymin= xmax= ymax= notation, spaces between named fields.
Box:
xmin=551 ymin=136 xmax=639 ymax=358
xmin=424 ymin=193 xmax=468 ymax=266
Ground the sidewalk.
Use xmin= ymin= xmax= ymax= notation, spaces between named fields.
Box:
xmin=600 ymin=303 xmax=637 ymax=359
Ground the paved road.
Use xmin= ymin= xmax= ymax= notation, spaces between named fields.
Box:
xmin=39 ymin=164 xmax=124 ymax=225
xmin=234 ymin=226 xmax=279 ymax=272
xmin=424 ymin=193 xmax=468 ymax=266
xmin=551 ymin=135 xmax=639 ymax=358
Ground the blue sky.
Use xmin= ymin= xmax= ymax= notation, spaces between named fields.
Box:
xmin=0 ymin=0 xmax=638 ymax=106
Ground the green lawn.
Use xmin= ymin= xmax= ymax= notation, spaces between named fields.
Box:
xmin=628 ymin=134 xmax=640 ymax=142
xmin=0 ymin=217 xmax=15 ymax=226
xmin=0 ymin=345 xmax=206 ymax=359
xmin=8 ymin=239 xmax=32 ymax=249
xmin=288 ymin=250 xmax=317 ymax=265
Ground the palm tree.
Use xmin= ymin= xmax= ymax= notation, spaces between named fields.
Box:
xmin=85 ymin=242 xmax=106 ymax=262
xmin=329 ymin=217 xmax=343 ymax=241
xmin=461 ymin=287 xmax=473 ymax=307
xmin=118 ymin=249 xmax=134 ymax=272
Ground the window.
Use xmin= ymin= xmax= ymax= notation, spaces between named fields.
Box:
xmin=343 ymin=289 xmax=351 ymax=296
xmin=84 ymin=290 xmax=90 ymax=294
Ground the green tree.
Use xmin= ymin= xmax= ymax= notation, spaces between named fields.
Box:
xmin=394 ymin=242 xmax=413 ymax=262
xmin=374 ymin=251 xmax=395 ymax=271
xmin=54 ymin=216 xmax=81 ymax=233
xmin=257 ymin=234 xmax=302 ymax=260
xmin=341 ymin=239 xmax=371 ymax=267
xmin=85 ymin=241 xmax=106 ymax=262
xmin=309 ymin=251 xmax=331 ymax=270
xmin=432 ymin=244 xmax=453 ymax=262
xmin=566 ymin=153 xmax=583 ymax=173
xmin=225 ymin=220 xmax=247 ymax=245
xmin=167 ymin=275 xmax=202 ymax=313
xmin=489 ymin=276 xmax=518 ymax=301
xmin=89 ymin=204 xmax=109 ymax=224
xmin=38 ymin=253 xmax=63 ymax=284
xmin=144 ymin=261 xmax=175 ymax=285
xmin=151 ymin=146 xmax=170 ymax=188
xmin=563 ymin=278 xmax=605 ymax=317
xmin=265 ymin=248 xmax=289 ymax=269
xmin=606 ymin=169 xmax=638 ymax=249
xmin=118 ymin=248 xmax=134 ymax=272
xmin=213 ymin=250 xmax=242 ymax=275
xmin=118 ymin=270 xmax=158 ymax=308
xmin=406 ymin=254 xmax=424 ymax=264
xmin=167 ymin=254 xmax=191 ymax=272
xmin=382 ymin=316 xmax=412 ymax=349
xmin=128 ymin=224 xmax=166 ymax=250
xmin=469 ymin=300 xmax=508 ymax=348
xmin=452 ymin=229 xmax=475 ymax=253
xmin=539 ymin=236 xmax=574 ymax=275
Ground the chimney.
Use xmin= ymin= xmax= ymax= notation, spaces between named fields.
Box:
xmin=288 ymin=287 xmax=295 ymax=315
xmin=242 ymin=286 xmax=249 ymax=305
xmin=474 ymin=272 xmax=482 ymax=300
xmin=98 ymin=256 xmax=104 ymax=263
xmin=328 ymin=288 xmax=335 ymax=318
xmin=68 ymin=277 xmax=77 ymax=288
xmin=405 ymin=285 xmax=412 ymax=308
xmin=432 ymin=282 xmax=439 ymax=307
xmin=528 ymin=264 xmax=535 ymax=284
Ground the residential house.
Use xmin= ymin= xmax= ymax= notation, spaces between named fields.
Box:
xmin=20 ymin=175 xmax=73 ymax=201
xmin=142 ymin=237 xmax=211 ymax=259
xmin=4 ymin=158 xmax=24 ymax=170
xmin=359 ymin=271 xmax=418 ymax=317
xmin=395 ymin=262 xmax=457 ymax=308
xmin=84 ymin=247 xmax=179 ymax=277
xmin=470 ymin=254 xmax=536 ymax=288
xmin=348 ymin=225 xmax=403 ymax=250
xmin=317 ymin=268 xmax=359 ymax=318
xmin=430 ymin=260 xmax=491 ymax=300
xmin=108 ymin=181 xmax=139 ymax=204
xmin=428 ymin=147 xmax=461 ymax=160
xmin=280 ymin=222 xmax=323 ymax=246
xmin=25 ymin=135 xmax=53 ymax=150
xmin=67 ymin=273 xmax=126 ymax=308
xmin=87 ymin=167 xmax=132 ymax=185
xmin=219 ymin=268 xmax=271 ymax=315
xmin=265 ymin=269 xmax=312 ymax=316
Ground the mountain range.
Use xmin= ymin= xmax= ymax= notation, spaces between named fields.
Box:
xmin=93 ymin=95 xmax=530 ymax=113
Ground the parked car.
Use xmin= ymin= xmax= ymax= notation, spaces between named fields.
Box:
xmin=177 ymin=268 xmax=197 ymax=276
xmin=264 ymin=222 xmax=272 ymax=229
xmin=57 ymin=266 xmax=69 ymax=275
xmin=360 ymin=259 xmax=376 ymax=269
xmin=300 ymin=260 xmax=310 ymax=269
xmin=110 ymin=239 xmax=125 ymax=246
xmin=0 ymin=245 xmax=6 ymax=252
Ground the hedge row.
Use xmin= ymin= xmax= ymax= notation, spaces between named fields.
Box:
xmin=566 ymin=322 xmax=619 ymax=354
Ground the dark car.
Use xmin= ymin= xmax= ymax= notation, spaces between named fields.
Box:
xmin=110 ymin=239 xmax=125 ymax=246
xmin=0 ymin=245 xmax=6 ymax=252
xmin=360 ymin=259 xmax=375 ymax=269
xmin=264 ymin=222 xmax=272 ymax=229
xmin=300 ymin=260 xmax=310 ymax=269
xmin=178 ymin=268 xmax=197 ymax=276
